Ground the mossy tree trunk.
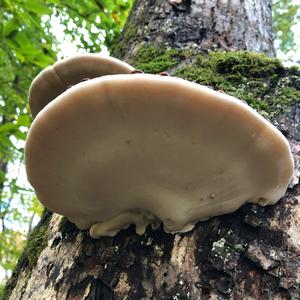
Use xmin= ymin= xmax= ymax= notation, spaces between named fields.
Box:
xmin=3 ymin=0 xmax=300 ymax=299
xmin=115 ymin=0 xmax=275 ymax=60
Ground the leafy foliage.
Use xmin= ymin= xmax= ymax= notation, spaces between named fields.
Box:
xmin=57 ymin=0 xmax=131 ymax=51
xmin=0 ymin=0 xmax=132 ymax=286
xmin=273 ymin=0 xmax=300 ymax=56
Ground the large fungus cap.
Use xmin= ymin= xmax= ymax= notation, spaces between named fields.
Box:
xmin=29 ymin=54 xmax=135 ymax=118
xmin=25 ymin=74 xmax=294 ymax=238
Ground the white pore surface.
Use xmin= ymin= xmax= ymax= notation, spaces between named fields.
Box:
xmin=25 ymin=75 xmax=294 ymax=238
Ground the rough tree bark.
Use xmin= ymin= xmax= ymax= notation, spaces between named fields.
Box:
xmin=116 ymin=0 xmax=275 ymax=60
xmin=3 ymin=0 xmax=300 ymax=299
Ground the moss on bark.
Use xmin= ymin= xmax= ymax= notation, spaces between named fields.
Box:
xmin=134 ymin=46 xmax=180 ymax=73
xmin=134 ymin=45 xmax=300 ymax=117
xmin=1 ymin=211 xmax=51 ymax=300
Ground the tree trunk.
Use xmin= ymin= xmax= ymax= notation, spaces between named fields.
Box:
xmin=3 ymin=0 xmax=300 ymax=299
xmin=115 ymin=0 xmax=275 ymax=60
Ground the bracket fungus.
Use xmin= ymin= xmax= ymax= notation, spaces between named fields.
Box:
xmin=25 ymin=56 xmax=294 ymax=238
xmin=29 ymin=54 xmax=135 ymax=118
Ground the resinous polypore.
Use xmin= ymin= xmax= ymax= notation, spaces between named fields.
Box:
xmin=25 ymin=56 xmax=294 ymax=238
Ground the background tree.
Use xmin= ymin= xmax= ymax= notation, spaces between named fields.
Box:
xmin=1 ymin=0 xmax=300 ymax=298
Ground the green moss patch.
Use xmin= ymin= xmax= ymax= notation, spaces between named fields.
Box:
xmin=175 ymin=51 xmax=300 ymax=116
xmin=133 ymin=45 xmax=300 ymax=116
xmin=1 ymin=211 xmax=51 ymax=300
xmin=203 ymin=51 xmax=283 ymax=78
xmin=17 ymin=210 xmax=51 ymax=270
xmin=24 ymin=223 xmax=49 ymax=268
xmin=134 ymin=45 xmax=180 ymax=73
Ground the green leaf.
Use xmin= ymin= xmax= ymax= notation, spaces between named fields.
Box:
xmin=0 ymin=133 xmax=15 ymax=149
xmin=3 ymin=19 xmax=19 ymax=37
xmin=16 ymin=115 xmax=31 ymax=127
xmin=4 ymin=37 xmax=19 ymax=51
xmin=0 ymin=123 xmax=18 ymax=133
xmin=13 ymin=130 xmax=27 ymax=141
xmin=23 ymin=0 xmax=52 ymax=15
xmin=0 ymin=169 xmax=5 ymax=183
xmin=31 ymin=53 xmax=55 ymax=68
xmin=4 ymin=0 xmax=14 ymax=10
xmin=28 ymin=196 xmax=44 ymax=216
xmin=13 ymin=31 xmax=31 ymax=48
